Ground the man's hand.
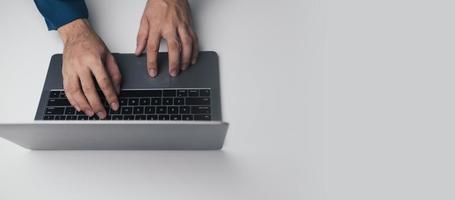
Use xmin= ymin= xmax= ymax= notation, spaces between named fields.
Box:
xmin=58 ymin=19 xmax=122 ymax=119
xmin=135 ymin=0 xmax=199 ymax=77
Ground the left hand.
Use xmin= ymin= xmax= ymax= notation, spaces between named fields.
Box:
xmin=135 ymin=0 xmax=199 ymax=77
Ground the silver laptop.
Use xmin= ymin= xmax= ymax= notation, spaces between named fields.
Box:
xmin=0 ymin=51 xmax=229 ymax=150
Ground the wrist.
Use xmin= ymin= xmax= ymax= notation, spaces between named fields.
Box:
xmin=57 ymin=19 xmax=92 ymax=44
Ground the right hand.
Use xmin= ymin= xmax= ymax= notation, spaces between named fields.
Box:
xmin=58 ymin=19 xmax=122 ymax=119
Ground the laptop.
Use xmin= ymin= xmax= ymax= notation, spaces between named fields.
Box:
xmin=0 ymin=51 xmax=229 ymax=150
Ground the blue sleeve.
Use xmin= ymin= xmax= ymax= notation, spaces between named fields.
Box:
xmin=34 ymin=0 xmax=89 ymax=30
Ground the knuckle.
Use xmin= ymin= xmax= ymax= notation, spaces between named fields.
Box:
xmin=64 ymin=85 xmax=77 ymax=94
xmin=98 ymin=76 xmax=110 ymax=87
xmin=147 ymin=44 xmax=159 ymax=52
xmin=78 ymin=101 xmax=90 ymax=109
xmin=181 ymin=35 xmax=193 ymax=45
xmin=99 ymin=83 xmax=110 ymax=91
xmin=82 ymin=84 xmax=95 ymax=93
xmin=147 ymin=60 xmax=157 ymax=67
xmin=112 ymin=74 xmax=122 ymax=83
xmin=93 ymin=105 xmax=105 ymax=112
xmin=170 ymin=61 xmax=179 ymax=68
xmin=105 ymin=94 xmax=117 ymax=102
xmin=168 ymin=40 xmax=180 ymax=49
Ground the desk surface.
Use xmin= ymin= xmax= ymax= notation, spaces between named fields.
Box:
xmin=1 ymin=0 xmax=454 ymax=200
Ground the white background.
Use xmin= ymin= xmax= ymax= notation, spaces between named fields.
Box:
xmin=0 ymin=0 xmax=454 ymax=199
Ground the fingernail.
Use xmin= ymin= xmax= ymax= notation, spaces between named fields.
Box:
xmin=86 ymin=110 xmax=94 ymax=116
xmin=97 ymin=112 xmax=106 ymax=119
xmin=111 ymin=102 xmax=119 ymax=111
xmin=192 ymin=59 xmax=197 ymax=65
xmin=149 ymin=69 xmax=157 ymax=77
xmin=170 ymin=69 xmax=177 ymax=77
xmin=75 ymin=106 xmax=81 ymax=112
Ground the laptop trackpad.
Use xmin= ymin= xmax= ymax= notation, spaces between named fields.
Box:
xmin=116 ymin=53 xmax=219 ymax=89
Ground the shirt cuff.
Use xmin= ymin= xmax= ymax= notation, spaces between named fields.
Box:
xmin=35 ymin=0 xmax=89 ymax=30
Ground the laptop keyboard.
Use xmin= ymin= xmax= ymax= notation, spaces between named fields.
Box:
xmin=42 ymin=89 xmax=212 ymax=121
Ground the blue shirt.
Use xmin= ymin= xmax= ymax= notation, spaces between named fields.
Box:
xmin=34 ymin=0 xmax=88 ymax=30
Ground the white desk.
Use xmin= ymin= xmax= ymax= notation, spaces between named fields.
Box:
xmin=1 ymin=0 xmax=454 ymax=200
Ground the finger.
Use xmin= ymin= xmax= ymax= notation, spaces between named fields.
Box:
xmin=135 ymin=17 xmax=149 ymax=56
xmin=165 ymin=31 xmax=181 ymax=77
xmin=106 ymin=54 xmax=122 ymax=95
xmin=63 ymin=76 xmax=81 ymax=111
xmin=70 ymin=77 xmax=94 ymax=116
xmin=79 ymin=69 xmax=107 ymax=119
xmin=177 ymin=26 xmax=193 ymax=71
xmin=146 ymin=31 xmax=161 ymax=77
xmin=189 ymin=29 xmax=199 ymax=64
xmin=92 ymin=58 xmax=120 ymax=112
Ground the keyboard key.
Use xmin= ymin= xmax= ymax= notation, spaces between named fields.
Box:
xmin=76 ymin=110 xmax=85 ymax=115
xmin=168 ymin=106 xmax=178 ymax=114
xmin=133 ymin=106 xmax=144 ymax=114
xmin=109 ymin=108 xmax=121 ymax=115
xmin=194 ymin=115 xmax=211 ymax=121
xmin=177 ymin=90 xmax=188 ymax=97
xmin=45 ymin=107 xmax=65 ymax=115
xmin=163 ymin=90 xmax=177 ymax=97
xmin=140 ymin=98 xmax=150 ymax=105
xmin=59 ymin=92 xmax=67 ymax=98
xmin=157 ymin=106 xmax=167 ymax=114
xmin=186 ymin=97 xmax=210 ymax=105
xmin=179 ymin=106 xmax=190 ymax=114
xmin=159 ymin=115 xmax=170 ymax=120
xmin=105 ymin=115 xmax=112 ymax=120
xmin=55 ymin=116 xmax=66 ymax=120
xmin=66 ymin=115 xmax=77 ymax=120
xmin=145 ymin=90 xmax=162 ymax=97
xmin=145 ymin=106 xmax=155 ymax=114
xmin=48 ymin=99 xmax=70 ymax=106
xmin=188 ymin=89 xmax=199 ymax=96
xmin=199 ymin=89 xmax=211 ymax=96
xmin=135 ymin=115 xmax=146 ymax=120
xmin=191 ymin=106 xmax=211 ymax=114
xmin=147 ymin=115 xmax=158 ymax=120
xmin=174 ymin=98 xmax=184 ymax=105
xmin=128 ymin=98 xmax=139 ymax=106
xmin=182 ymin=115 xmax=193 ymax=120
xmin=49 ymin=91 xmax=60 ymax=98
xmin=119 ymin=98 xmax=128 ymax=106
xmin=170 ymin=115 xmax=181 ymax=120
xmin=121 ymin=107 xmax=133 ymax=114
xmin=65 ymin=107 xmax=76 ymax=115
xmin=151 ymin=98 xmax=161 ymax=105
xmin=89 ymin=115 xmax=99 ymax=120
xmin=163 ymin=98 xmax=173 ymax=105
xmin=43 ymin=115 xmax=55 ymax=120
xmin=78 ymin=116 xmax=89 ymax=120
xmin=124 ymin=115 xmax=135 ymax=120
xmin=112 ymin=115 xmax=123 ymax=120
xmin=121 ymin=90 xmax=162 ymax=97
